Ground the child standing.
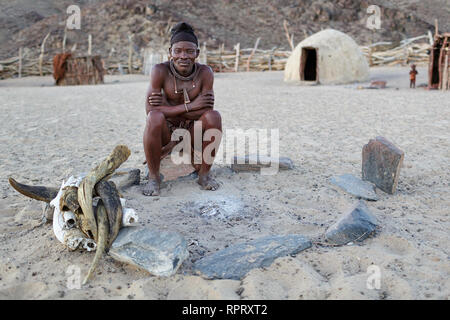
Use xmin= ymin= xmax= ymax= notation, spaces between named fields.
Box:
xmin=409 ymin=64 xmax=418 ymax=88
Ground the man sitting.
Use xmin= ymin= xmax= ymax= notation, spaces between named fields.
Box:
xmin=143 ymin=22 xmax=222 ymax=196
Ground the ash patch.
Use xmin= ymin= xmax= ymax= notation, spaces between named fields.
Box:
xmin=182 ymin=194 xmax=247 ymax=220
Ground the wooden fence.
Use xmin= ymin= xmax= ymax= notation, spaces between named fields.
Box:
xmin=0 ymin=34 xmax=435 ymax=80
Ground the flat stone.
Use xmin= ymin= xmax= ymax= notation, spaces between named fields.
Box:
xmin=231 ymin=155 xmax=294 ymax=172
xmin=362 ymin=136 xmax=404 ymax=194
xmin=330 ymin=174 xmax=379 ymax=201
xmin=325 ymin=201 xmax=378 ymax=246
xmin=144 ymin=156 xmax=195 ymax=181
xmin=109 ymin=226 xmax=189 ymax=277
xmin=194 ymin=234 xmax=311 ymax=280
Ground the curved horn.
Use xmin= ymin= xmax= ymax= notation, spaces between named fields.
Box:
xmin=83 ymin=201 xmax=109 ymax=285
xmin=8 ymin=177 xmax=59 ymax=203
xmin=95 ymin=180 xmax=123 ymax=248
xmin=78 ymin=145 xmax=130 ymax=242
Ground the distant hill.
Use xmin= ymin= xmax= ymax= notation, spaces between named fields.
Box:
xmin=0 ymin=0 xmax=448 ymax=60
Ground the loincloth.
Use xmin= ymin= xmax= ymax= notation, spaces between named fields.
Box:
xmin=160 ymin=119 xmax=195 ymax=160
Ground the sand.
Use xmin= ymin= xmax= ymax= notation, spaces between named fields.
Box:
xmin=0 ymin=66 xmax=448 ymax=300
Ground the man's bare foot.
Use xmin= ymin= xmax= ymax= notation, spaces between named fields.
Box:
xmin=142 ymin=178 xmax=160 ymax=196
xmin=197 ymin=173 xmax=220 ymax=191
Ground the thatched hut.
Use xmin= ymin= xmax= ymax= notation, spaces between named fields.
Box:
xmin=284 ymin=29 xmax=369 ymax=84
xmin=428 ymin=32 xmax=449 ymax=90
xmin=53 ymin=54 xmax=104 ymax=86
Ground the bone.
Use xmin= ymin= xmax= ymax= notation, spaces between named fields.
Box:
xmin=77 ymin=145 xmax=131 ymax=242
xmin=122 ymin=208 xmax=139 ymax=226
xmin=63 ymin=211 xmax=77 ymax=229
xmin=8 ymin=177 xmax=59 ymax=203
xmin=64 ymin=228 xmax=96 ymax=251
xmin=59 ymin=186 xmax=79 ymax=212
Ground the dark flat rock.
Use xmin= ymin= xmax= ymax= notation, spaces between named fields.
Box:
xmin=330 ymin=173 xmax=379 ymax=201
xmin=109 ymin=226 xmax=189 ymax=277
xmin=325 ymin=201 xmax=378 ymax=246
xmin=362 ymin=136 xmax=404 ymax=194
xmin=194 ymin=234 xmax=311 ymax=280
xmin=231 ymin=155 xmax=294 ymax=173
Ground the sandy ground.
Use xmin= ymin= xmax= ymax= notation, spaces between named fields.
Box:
xmin=0 ymin=66 xmax=448 ymax=300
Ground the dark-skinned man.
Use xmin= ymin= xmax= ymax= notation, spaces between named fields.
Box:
xmin=143 ymin=22 xmax=222 ymax=196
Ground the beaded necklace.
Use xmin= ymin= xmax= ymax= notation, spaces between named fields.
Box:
xmin=169 ymin=59 xmax=199 ymax=104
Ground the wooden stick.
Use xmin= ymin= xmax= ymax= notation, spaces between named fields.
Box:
xmin=283 ymin=20 xmax=294 ymax=51
xmin=442 ymin=54 xmax=448 ymax=91
xmin=246 ymin=37 xmax=260 ymax=72
xmin=18 ymin=47 xmax=22 ymax=78
xmin=128 ymin=34 xmax=134 ymax=74
xmin=88 ymin=34 xmax=92 ymax=55
xmin=234 ymin=43 xmax=240 ymax=72
xmin=63 ymin=28 xmax=67 ymax=52
xmin=219 ymin=43 xmax=223 ymax=72
xmin=435 ymin=19 xmax=439 ymax=37
xmin=202 ymin=42 xmax=207 ymax=65
xmin=39 ymin=33 xmax=50 ymax=76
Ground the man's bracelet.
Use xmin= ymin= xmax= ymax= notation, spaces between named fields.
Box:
xmin=184 ymin=103 xmax=189 ymax=113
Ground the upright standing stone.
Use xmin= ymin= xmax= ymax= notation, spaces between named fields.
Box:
xmin=325 ymin=200 xmax=378 ymax=245
xmin=362 ymin=136 xmax=404 ymax=194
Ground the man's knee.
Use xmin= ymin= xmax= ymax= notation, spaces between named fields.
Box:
xmin=146 ymin=110 xmax=166 ymax=130
xmin=202 ymin=110 xmax=221 ymax=128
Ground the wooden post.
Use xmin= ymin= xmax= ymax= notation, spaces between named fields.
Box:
xmin=62 ymin=28 xmax=67 ymax=52
xmin=39 ymin=33 xmax=50 ymax=76
xmin=219 ymin=43 xmax=223 ymax=73
xmin=283 ymin=20 xmax=294 ymax=51
xmin=234 ymin=43 xmax=240 ymax=72
xmin=88 ymin=34 xmax=92 ymax=55
xmin=246 ymin=37 xmax=260 ymax=72
xmin=268 ymin=47 xmax=276 ymax=71
xmin=18 ymin=47 xmax=22 ymax=78
xmin=128 ymin=34 xmax=134 ymax=74
xmin=442 ymin=53 xmax=448 ymax=91
xmin=435 ymin=19 xmax=439 ymax=37
xmin=202 ymin=42 xmax=207 ymax=65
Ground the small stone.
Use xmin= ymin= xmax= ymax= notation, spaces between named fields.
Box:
xmin=194 ymin=234 xmax=311 ymax=280
xmin=330 ymin=174 xmax=378 ymax=201
xmin=362 ymin=136 xmax=404 ymax=194
xmin=325 ymin=201 xmax=378 ymax=246
xmin=109 ymin=226 xmax=189 ymax=277
xmin=231 ymin=155 xmax=294 ymax=173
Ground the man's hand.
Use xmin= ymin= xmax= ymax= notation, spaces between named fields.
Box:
xmin=148 ymin=92 xmax=163 ymax=107
xmin=188 ymin=93 xmax=214 ymax=111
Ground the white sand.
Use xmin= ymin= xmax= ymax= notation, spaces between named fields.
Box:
xmin=0 ymin=66 xmax=449 ymax=300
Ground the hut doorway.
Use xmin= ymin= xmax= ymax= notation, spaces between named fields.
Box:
xmin=430 ymin=43 xmax=441 ymax=88
xmin=300 ymin=47 xmax=318 ymax=81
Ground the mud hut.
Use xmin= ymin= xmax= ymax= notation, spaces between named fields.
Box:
xmin=428 ymin=32 xmax=449 ymax=90
xmin=53 ymin=54 xmax=104 ymax=86
xmin=284 ymin=29 xmax=369 ymax=85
